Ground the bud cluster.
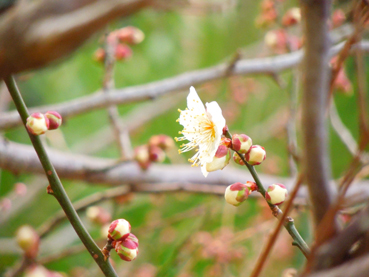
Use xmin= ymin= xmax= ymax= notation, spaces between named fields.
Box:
xmin=224 ymin=181 xmax=257 ymax=206
xmin=107 ymin=219 xmax=139 ymax=262
xmin=230 ymin=134 xmax=266 ymax=166
xmin=94 ymin=26 xmax=144 ymax=63
xmin=26 ymin=111 xmax=62 ymax=135
xmin=134 ymin=134 xmax=174 ymax=170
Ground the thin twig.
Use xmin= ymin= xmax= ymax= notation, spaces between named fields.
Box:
xmin=250 ymin=175 xmax=304 ymax=277
xmin=2 ymin=40 xmax=369 ymax=130
xmin=3 ymin=76 xmax=118 ymax=277
xmin=225 ymin=130 xmax=310 ymax=258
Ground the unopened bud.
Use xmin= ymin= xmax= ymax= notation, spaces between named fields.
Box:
xmin=16 ymin=225 xmax=39 ymax=258
xmin=233 ymin=152 xmax=245 ymax=166
xmin=115 ymin=44 xmax=132 ymax=61
xmin=115 ymin=237 xmax=139 ymax=261
xmin=45 ymin=111 xmax=62 ymax=130
xmin=86 ymin=206 xmax=112 ymax=225
xmin=117 ymin=26 xmax=145 ymax=45
xmin=108 ymin=219 xmax=131 ymax=241
xmin=232 ymin=134 xmax=252 ymax=154
xmin=282 ymin=8 xmax=301 ymax=27
xmin=14 ymin=182 xmax=27 ymax=196
xmin=246 ymin=181 xmax=258 ymax=192
xmin=206 ymin=143 xmax=231 ymax=172
xmin=26 ymin=113 xmax=49 ymax=135
xmin=127 ymin=233 xmax=139 ymax=247
xmin=332 ymin=9 xmax=346 ymax=28
xmin=264 ymin=29 xmax=288 ymax=53
xmin=24 ymin=265 xmax=49 ymax=277
xmin=134 ymin=145 xmax=151 ymax=170
xmin=94 ymin=48 xmax=105 ymax=63
xmin=266 ymin=183 xmax=288 ymax=205
xmin=222 ymin=125 xmax=229 ymax=136
xmin=224 ymin=183 xmax=250 ymax=206
xmin=246 ymin=145 xmax=266 ymax=165
xmin=148 ymin=135 xmax=175 ymax=150
xmin=149 ymin=145 xmax=166 ymax=163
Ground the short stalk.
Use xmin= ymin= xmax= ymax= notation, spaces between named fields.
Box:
xmin=226 ymin=130 xmax=309 ymax=257
xmin=4 ymin=76 xmax=118 ymax=277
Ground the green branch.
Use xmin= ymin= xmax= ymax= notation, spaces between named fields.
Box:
xmin=4 ymin=76 xmax=118 ymax=277
xmin=225 ymin=130 xmax=310 ymax=257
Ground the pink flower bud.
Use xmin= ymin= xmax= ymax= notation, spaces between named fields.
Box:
xmin=148 ymin=134 xmax=175 ymax=150
xmin=222 ymin=125 xmax=229 ymax=136
xmin=108 ymin=219 xmax=131 ymax=241
xmin=332 ymin=9 xmax=346 ymax=28
xmin=206 ymin=144 xmax=231 ymax=172
xmin=24 ymin=265 xmax=49 ymax=277
xmin=233 ymin=152 xmax=245 ymax=166
xmin=246 ymin=145 xmax=266 ymax=165
xmin=224 ymin=182 xmax=250 ymax=206
xmin=264 ymin=29 xmax=288 ymax=54
xmin=26 ymin=112 xmax=49 ymax=135
xmin=16 ymin=225 xmax=39 ymax=259
xmin=134 ymin=145 xmax=151 ymax=170
xmin=148 ymin=145 xmax=166 ymax=163
xmin=14 ymin=182 xmax=27 ymax=196
xmin=246 ymin=181 xmax=258 ymax=192
xmin=45 ymin=111 xmax=62 ymax=130
xmin=93 ymin=48 xmax=105 ymax=63
xmin=115 ymin=44 xmax=132 ymax=61
xmin=282 ymin=8 xmax=301 ymax=27
xmin=86 ymin=206 xmax=112 ymax=225
xmin=116 ymin=26 xmax=145 ymax=45
xmin=231 ymin=134 xmax=252 ymax=154
xmin=266 ymin=183 xmax=288 ymax=205
xmin=115 ymin=236 xmax=139 ymax=261
xmin=127 ymin=233 xmax=139 ymax=247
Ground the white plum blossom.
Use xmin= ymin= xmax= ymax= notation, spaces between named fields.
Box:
xmin=176 ymin=87 xmax=226 ymax=177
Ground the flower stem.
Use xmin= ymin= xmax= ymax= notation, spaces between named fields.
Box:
xmin=225 ymin=130 xmax=310 ymax=257
xmin=4 ymin=76 xmax=118 ymax=277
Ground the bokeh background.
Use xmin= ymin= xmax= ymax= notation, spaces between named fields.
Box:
xmin=0 ymin=0 xmax=363 ymax=276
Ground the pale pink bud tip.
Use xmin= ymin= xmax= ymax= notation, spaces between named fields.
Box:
xmin=115 ymin=239 xmax=139 ymax=261
xmin=206 ymin=143 xmax=231 ymax=172
xmin=117 ymin=26 xmax=145 ymax=45
xmin=93 ymin=48 xmax=105 ymax=63
xmin=26 ymin=113 xmax=49 ymax=135
xmin=265 ymin=183 xmax=288 ymax=205
xmin=246 ymin=145 xmax=266 ymax=166
xmin=231 ymin=134 xmax=252 ymax=154
xmin=108 ymin=219 xmax=131 ymax=241
xmin=233 ymin=152 xmax=245 ymax=166
xmin=45 ymin=111 xmax=62 ymax=130
xmin=24 ymin=265 xmax=50 ymax=277
xmin=134 ymin=145 xmax=151 ymax=170
xmin=224 ymin=183 xmax=250 ymax=206
xmin=282 ymin=8 xmax=301 ymax=27
xmin=148 ymin=134 xmax=175 ymax=150
xmin=86 ymin=206 xmax=112 ymax=225
xmin=16 ymin=225 xmax=40 ymax=258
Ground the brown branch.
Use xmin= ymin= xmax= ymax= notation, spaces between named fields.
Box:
xmin=306 ymin=252 xmax=369 ymax=277
xmin=2 ymin=40 xmax=369 ymax=131
xmin=0 ymin=0 xmax=152 ymax=78
xmin=2 ymin=139 xmax=369 ymax=203
xmin=301 ymin=0 xmax=335 ymax=227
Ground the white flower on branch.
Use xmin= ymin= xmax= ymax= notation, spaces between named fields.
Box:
xmin=176 ymin=87 xmax=226 ymax=177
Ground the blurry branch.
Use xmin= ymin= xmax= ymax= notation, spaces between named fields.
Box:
xmin=2 ymin=40 xmax=369 ymax=130
xmin=306 ymin=252 xmax=369 ymax=277
xmin=2 ymin=139 xmax=369 ymax=203
xmin=102 ymin=32 xmax=133 ymax=160
xmin=301 ymin=0 xmax=335 ymax=227
xmin=0 ymin=0 xmax=152 ymax=78
xmin=71 ymin=92 xmax=183 ymax=155
xmin=38 ymin=186 xmax=130 ymax=238
xmin=311 ymin=204 xmax=369 ymax=271
xmin=329 ymin=99 xmax=369 ymax=164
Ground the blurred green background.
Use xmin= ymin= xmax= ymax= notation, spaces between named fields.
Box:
xmin=0 ymin=0 xmax=365 ymax=276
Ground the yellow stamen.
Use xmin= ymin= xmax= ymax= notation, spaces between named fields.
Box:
xmin=178 ymin=131 xmax=182 ymax=134
xmin=176 ymin=119 xmax=180 ymax=122
xmin=178 ymin=109 xmax=182 ymax=112
xmin=174 ymin=137 xmax=178 ymax=142
xmin=178 ymin=149 xmax=182 ymax=154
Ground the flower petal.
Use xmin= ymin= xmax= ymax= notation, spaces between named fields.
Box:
xmin=187 ymin=86 xmax=205 ymax=113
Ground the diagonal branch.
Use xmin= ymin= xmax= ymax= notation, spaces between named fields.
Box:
xmin=1 ymin=41 xmax=369 ymax=130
